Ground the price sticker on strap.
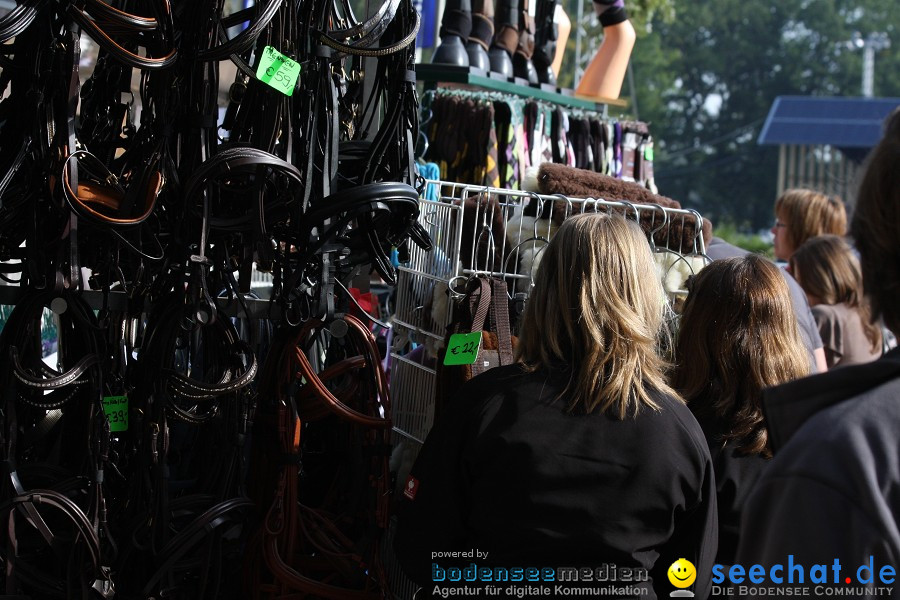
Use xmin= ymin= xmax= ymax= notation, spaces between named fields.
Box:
xmin=102 ymin=395 xmax=129 ymax=432
xmin=443 ymin=332 xmax=483 ymax=366
xmin=256 ymin=46 xmax=300 ymax=96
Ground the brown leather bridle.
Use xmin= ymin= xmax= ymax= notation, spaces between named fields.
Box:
xmin=246 ymin=314 xmax=392 ymax=599
xmin=61 ymin=149 xmax=164 ymax=227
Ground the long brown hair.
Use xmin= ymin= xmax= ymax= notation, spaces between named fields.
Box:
xmin=789 ymin=235 xmax=881 ymax=352
xmin=673 ymin=256 xmax=810 ymax=457
xmin=515 ymin=213 xmax=676 ymax=419
xmin=775 ymin=188 xmax=847 ymax=253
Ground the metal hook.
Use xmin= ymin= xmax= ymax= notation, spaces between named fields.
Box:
xmin=686 ymin=209 xmax=706 ymax=255
xmin=581 ymin=196 xmax=602 ymax=215
xmin=618 ymin=199 xmax=640 ymax=221
xmin=502 ymin=236 xmax=550 ymax=292
xmin=447 ymin=275 xmax=468 ymax=302
xmin=465 ymin=188 xmax=497 ymax=275
xmin=551 ymin=193 xmax=575 ymax=222
xmin=473 ymin=223 xmax=497 ymax=276
xmin=527 ymin=192 xmax=546 ymax=240
xmin=645 ymin=204 xmax=669 ymax=251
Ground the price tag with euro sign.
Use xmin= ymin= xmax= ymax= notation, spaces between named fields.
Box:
xmin=102 ymin=395 xmax=129 ymax=432
xmin=256 ymin=46 xmax=300 ymax=96
xmin=443 ymin=332 xmax=483 ymax=366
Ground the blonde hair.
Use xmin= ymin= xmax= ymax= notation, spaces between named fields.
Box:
xmin=789 ymin=235 xmax=881 ymax=352
xmin=775 ymin=188 xmax=847 ymax=256
xmin=515 ymin=213 xmax=676 ymax=419
xmin=851 ymin=107 xmax=900 ymax=336
xmin=673 ymin=256 xmax=810 ymax=457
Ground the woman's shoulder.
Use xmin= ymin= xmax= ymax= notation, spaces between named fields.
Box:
xmin=448 ymin=363 xmax=563 ymax=411
xmin=811 ymin=302 xmax=850 ymax=321
xmin=460 ymin=363 xmax=539 ymax=393
xmin=639 ymin=389 xmax=711 ymax=457
xmin=656 ymin=392 xmax=710 ymax=461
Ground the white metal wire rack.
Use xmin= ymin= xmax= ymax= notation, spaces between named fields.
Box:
xmin=384 ymin=179 xmax=710 ymax=599
xmin=389 ymin=179 xmax=709 ymax=450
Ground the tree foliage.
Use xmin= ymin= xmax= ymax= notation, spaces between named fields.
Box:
xmin=626 ymin=0 xmax=900 ymax=231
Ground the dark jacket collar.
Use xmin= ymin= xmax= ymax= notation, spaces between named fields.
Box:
xmin=763 ymin=347 xmax=900 ymax=453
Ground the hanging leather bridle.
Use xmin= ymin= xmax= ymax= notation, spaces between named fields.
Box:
xmin=246 ymin=314 xmax=392 ymax=599
xmin=0 ymin=288 xmax=113 ymax=597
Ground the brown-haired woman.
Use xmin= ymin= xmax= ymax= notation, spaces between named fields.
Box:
xmin=733 ymin=107 xmax=900 ymax=589
xmin=771 ymin=188 xmax=847 ymax=261
xmin=673 ymin=255 xmax=810 ymax=564
xmin=396 ymin=214 xmax=717 ymax=600
xmin=789 ymin=235 xmax=882 ymax=368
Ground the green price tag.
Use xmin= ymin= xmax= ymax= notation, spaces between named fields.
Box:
xmin=443 ymin=332 xmax=483 ymax=366
xmin=256 ymin=45 xmax=300 ymax=96
xmin=102 ymin=395 xmax=129 ymax=432
xmin=644 ymin=146 xmax=654 ymax=161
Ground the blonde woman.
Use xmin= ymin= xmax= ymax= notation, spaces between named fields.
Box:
xmin=771 ymin=188 xmax=847 ymax=261
xmin=789 ymin=235 xmax=882 ymax=368
xmin=673 ymin=255 xmax=810 ymax=564
xmin=396 ymin=214 xmax=716 ymax=600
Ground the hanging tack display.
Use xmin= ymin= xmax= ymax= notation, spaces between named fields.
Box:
xmin=0 ymin=0 xmax=426 ymax=598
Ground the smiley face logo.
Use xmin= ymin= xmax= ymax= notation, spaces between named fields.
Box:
xmin=667 ymin=558 xmax=696 ymax=589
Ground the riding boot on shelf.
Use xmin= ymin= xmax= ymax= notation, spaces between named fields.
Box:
xmin=512 ymin=0 xmax=538 ymax=84
xmin=466 ymin=0 xmax=494 ymax=71
xmin=531 ymin=0 xmax=559 ymax=85
xmin=488 ymin=0 xmax=517 ymax=77
xmin=432 ymin=0 xmax=472 ymax=66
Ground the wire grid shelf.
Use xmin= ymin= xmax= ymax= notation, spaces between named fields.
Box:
xmin=381 ymin=515 xmax=419 ymax=600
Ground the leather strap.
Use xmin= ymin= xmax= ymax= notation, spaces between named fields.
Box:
xmin=196 ymin=0 xmax=282 ymax=62
xmin=0 ymin=0 xmax=43 ymax=44
xmin=67 ymin=3 xmax=177 ymax=71
xmin=490 ymin=279 xmax=515 ymax=365
xmin=61 ymin=150 xmax=164 ymax=226
xmin=292 ymin=316 xmax=391 ymax=429
xmin=467 ymin=277 xmax=492 ymax=336
xmin=9 ymin=348 xmax=98 ymax=391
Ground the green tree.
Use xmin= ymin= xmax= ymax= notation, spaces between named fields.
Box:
xmin=627 ymin=0 xmax=900 ymax=232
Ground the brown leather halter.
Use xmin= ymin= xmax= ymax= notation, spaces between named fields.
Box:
xmin=246 ymin=314 xmax=392 ymax=599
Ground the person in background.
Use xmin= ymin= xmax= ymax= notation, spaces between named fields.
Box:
xmin=705 ymin=236 xmax=828 ymax=373
xmin=673 ymin=255 xmax=810 ymax=565
xmin=735 ymin=108 xmax=900 ymax=595
xmin=771 ymin=188 xmax=847 ymax=262
xmin=395 ymin=214 xmax=717 ymax=600
xmin=789 ymin=235 xmax=882 ymax=369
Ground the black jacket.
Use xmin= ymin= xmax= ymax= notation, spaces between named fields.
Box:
xmin=692 ymin=411 xmax=769 ymax=566
xmin=736 ymin=348 xmax=900 ymax=594
xmin=395 ymin=364 xmax=718 ymax=599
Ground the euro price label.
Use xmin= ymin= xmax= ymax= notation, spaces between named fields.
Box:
xmin=256 ymin=45 xmax=300 ymax=96
xmin=443 ymin=331 xmax=483 ymax=366
xmin=102 ymin=395 xmax=129 ymax=432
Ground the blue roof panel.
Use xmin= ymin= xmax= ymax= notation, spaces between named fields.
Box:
xmin=758 ymin=96 xmax=900 ymax=148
